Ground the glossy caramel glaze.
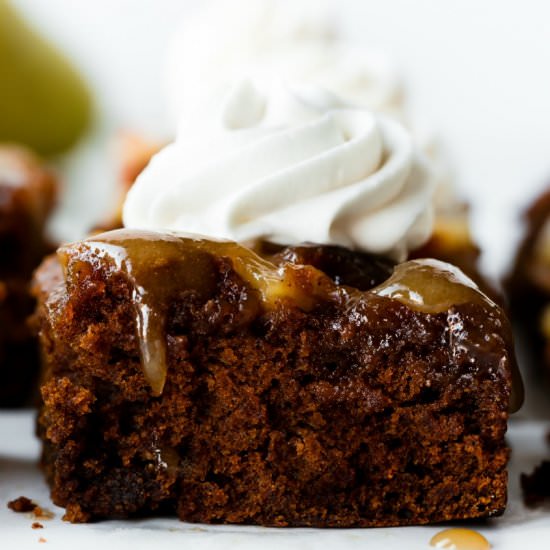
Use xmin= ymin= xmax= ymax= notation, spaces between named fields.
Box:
xmin=57 ymin=229 xmax=521 ymax=410
xmin=430 ymin=528 xmax=490 ymax=549
xmin=371 ymin=258 xmax=491 ymax=314
xmin=58 ymin=229 xmax=337 ymax=395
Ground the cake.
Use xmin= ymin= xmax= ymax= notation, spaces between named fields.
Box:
xmin=506 ymin=187 xmax=550 ymax=378
xmin=35 ymin=80 xmax=520 ymax=526
xmin=0 ymin=145 xmax=56 ymax=406
xmin=35 ymin=230 xmax=518 ymax=525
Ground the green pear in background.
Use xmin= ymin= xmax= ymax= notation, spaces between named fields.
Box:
xmin=0 ymin=0 xmax=92 ymax=156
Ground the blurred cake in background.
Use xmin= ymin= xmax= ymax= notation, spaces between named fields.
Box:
xmin=410 ymin=140 xmax=487 ymax=296
xmin=95 ymin=132 xmax=162 ymax=231
xmin=0 ymin=0 xmax=91 ymax=405
xmin=507 ymin=187 xmax=550 ymax=380
xmin=0 ymin=146 xmax=57 ymax=406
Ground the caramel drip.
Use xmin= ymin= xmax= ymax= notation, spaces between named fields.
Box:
xmin=430 ymin=528 xmax=490 ymax=549
xmin=371 ymin=258 xmax=490 ymax=314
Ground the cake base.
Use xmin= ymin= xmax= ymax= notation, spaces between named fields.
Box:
xmin=35 ymin=231 xmax=514 ymax=526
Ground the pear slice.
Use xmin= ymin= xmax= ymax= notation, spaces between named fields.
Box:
xmin=0 ymin=0 xmax=92 ymax=156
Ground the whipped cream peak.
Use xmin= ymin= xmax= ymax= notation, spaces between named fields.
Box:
xmin=123 ymin=80 xmax=434 ymax=260
xmin=218 ymin=78 xmax=349 ymax=129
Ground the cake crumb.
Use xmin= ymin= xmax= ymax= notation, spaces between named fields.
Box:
xmin=521 ymin=461 xmax=550 ymax=506
xmin=7 ymin=496 xmax=36 ymax=513
xmin=32 ymin=522 xmax=43 ymax=529
xmin=33 ymin=505 xmax=54 ymax=520
xmin=7 ymin=497 xmax=54 ymax=520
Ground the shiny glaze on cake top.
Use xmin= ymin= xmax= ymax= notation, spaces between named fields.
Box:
xmin=58 ymin=229 xmax=338 ymax=395
xmin=58 ymin=228 xmax=522 ymax=410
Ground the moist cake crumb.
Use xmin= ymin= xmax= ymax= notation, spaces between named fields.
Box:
xmin=8 ymin=496 xmax=36 ymax=513
xmin=7 ymin=496 xmax=54 ymax=520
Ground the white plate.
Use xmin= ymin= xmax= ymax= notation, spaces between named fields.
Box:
xmin=1 ymin=412 xmax=549 ymax=550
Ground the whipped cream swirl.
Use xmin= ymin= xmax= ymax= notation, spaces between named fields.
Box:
xmin=123 ymin=80 xmax=434 ymax=259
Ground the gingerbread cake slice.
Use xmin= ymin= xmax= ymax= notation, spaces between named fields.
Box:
xmin=34 ymin=228 xmax=519 ymax=526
